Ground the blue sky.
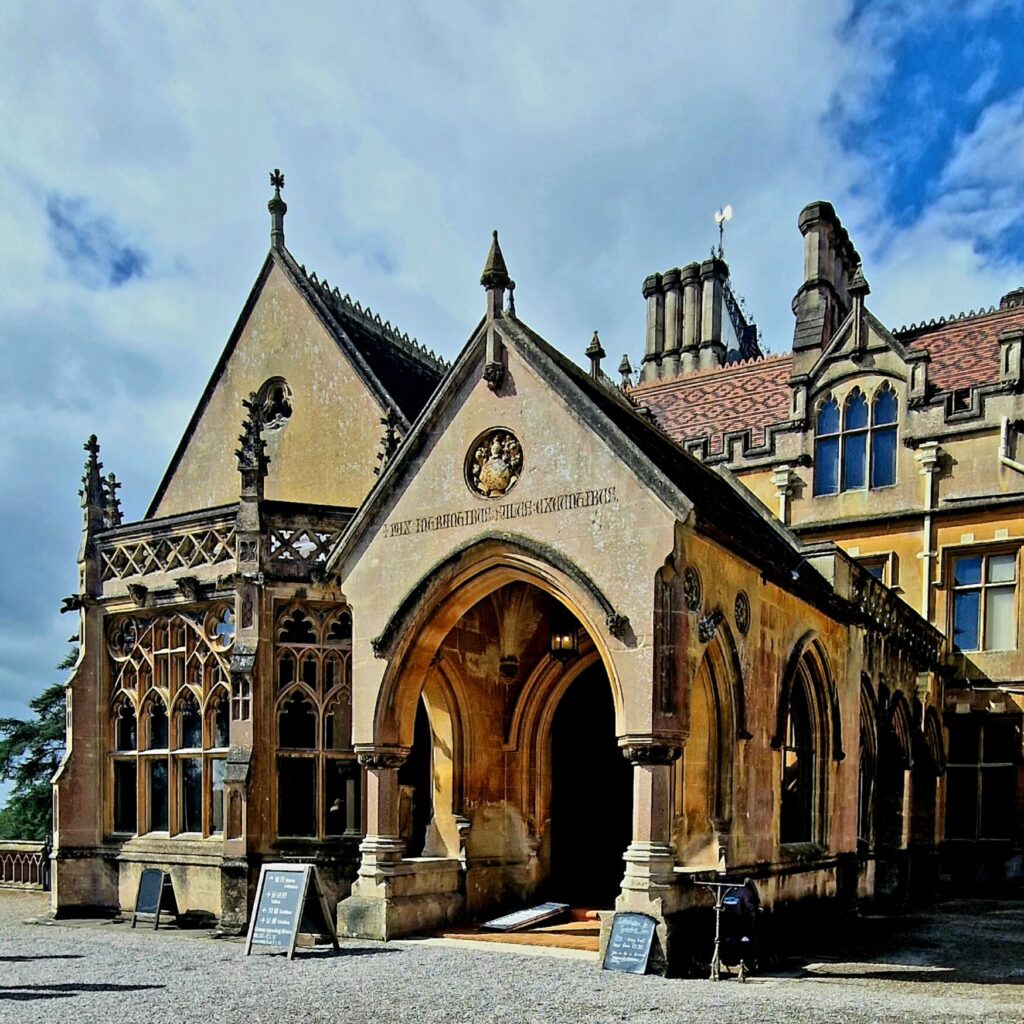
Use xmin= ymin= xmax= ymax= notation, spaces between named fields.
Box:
xmin=1 ymin=1 xmax=1023 ymax=805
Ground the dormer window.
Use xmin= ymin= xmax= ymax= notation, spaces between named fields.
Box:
xmin=814 ymin=384 xmax=898 ymax=495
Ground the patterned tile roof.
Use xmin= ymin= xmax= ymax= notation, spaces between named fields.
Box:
xmin=630 ymin=354 xmax=794 ymax=453
xmin=895 ymin=301 xmax=1024 ymax=394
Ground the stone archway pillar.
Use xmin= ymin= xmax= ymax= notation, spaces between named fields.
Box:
xmin=601 ymin=742 xmax=682 ymax=976
xmin=356 ymin=749 xmax=408 ymax=877
xmin=337 ymin=746 xmax=463 ymax=940
xmin=619 ymin=743 xmax=681 ymax=901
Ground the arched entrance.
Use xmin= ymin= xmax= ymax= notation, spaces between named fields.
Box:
xmin=548 ymin=662 xmax=632 ymax=905
xmin=342 ymin=544 xmax=638 ymax=939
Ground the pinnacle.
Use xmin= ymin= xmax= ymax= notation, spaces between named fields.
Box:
xmin=480 ymin=230 xmax=510 ymax=290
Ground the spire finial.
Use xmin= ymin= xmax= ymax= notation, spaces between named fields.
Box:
xmin=586 ymin=330 xmax=606 ymax=380
xmin=481 ymin=230 xmax=510 ymax=289
xmin=268 ymin=169 xmax=287 ymax=250
xmin=618 ymin=354 xmax=633 ymax=390
xmin=480 ymin=229 xmax=510 ymax=324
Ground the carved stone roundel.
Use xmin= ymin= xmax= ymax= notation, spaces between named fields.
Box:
xmin=682 ymin=566 xmax=702 ymax=613
xmin=466 ymin=428 xmax=523 ymax=499
xmin=735 ymin=591 xmax=750 ymax=636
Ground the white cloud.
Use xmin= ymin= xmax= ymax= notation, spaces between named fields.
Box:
xmin=1 ymin=0 xmax=1023 ymax=723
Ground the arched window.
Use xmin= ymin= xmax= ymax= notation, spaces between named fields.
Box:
xmin=871 ymin=384 xmax=898 ymax=487
xmin=115 ymin=701 xmax=137 ymax=752
xmin=813 ymin=397 xmax=841 ymax=495
xmin=210 ymin=692 xmax=230 ymax=749
xmin=109 ymin=609 xmax=235 ymax=838
xmin=273 ymin=601 xmax=359 ymax=840
xmin=780 ymin=672 xmax=816 ymax=843
xmin=814 ymin=385 xmax=899 ymax=496
xmin=177 ymin=692 xmax=202 ymax=749
xmin=146 ymin=697 xmax=168 ymax=749
xmin=279 ymin=692 xmax=317 ymax=749
xmin=842 ymin=389 xmax=869 ymax=490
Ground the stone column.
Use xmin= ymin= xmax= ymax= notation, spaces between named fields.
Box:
xmin=679 ymin=263 xmax=701 ymax=374
xmin=641 ymin=273 xmax=664 ymax=383
xmin=355 ymin=749 xmax=407 ymax=879
xmin=599 ymin=741 xmax=682 ymax=976
xmin=618 ymin=742 xmax=681 ymax=906
xmin=660 ymin=268 xmax=682 ymax=379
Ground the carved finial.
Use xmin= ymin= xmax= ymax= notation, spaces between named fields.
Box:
xmin=236 ymin=392 xmax=270 ymax=494
xmin=481 ymin=230 xmax=509 ymax=323
xmin=103 ymin=472 xmax=123 ymax=529
xmin=507 ymin=280 xmax=516 ymax=317
xmin=618 ymin=354 xmax=633 ymax=389
xmin=268 ymin=168 xmax=287 ymax=250
xmin=373 ymin=407 xmax=402 ymax=477
xmin=80 ymin=435 xmax=104 ymax=510
xmin=586 ymin=330 xmax=606 ymax=380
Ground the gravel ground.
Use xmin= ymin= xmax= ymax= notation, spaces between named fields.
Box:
xmin=1 ymin=891 xmax=1022 ymax=1024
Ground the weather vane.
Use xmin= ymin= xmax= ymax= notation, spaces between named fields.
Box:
xmin=714 ymin=204 xmax=733 ymax=259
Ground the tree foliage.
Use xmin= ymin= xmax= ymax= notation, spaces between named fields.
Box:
xmin=0 ymin=649 xmax=74 ymax=840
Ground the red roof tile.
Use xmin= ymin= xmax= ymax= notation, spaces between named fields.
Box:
xmin=900 ymin=305 xmax=1024 ymax=394
xmin=631 ymin=354 xmax=794 ymax=454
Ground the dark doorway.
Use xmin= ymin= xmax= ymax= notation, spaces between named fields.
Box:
xmin=398 ymin=699 xmax=433 ymax=857
xmin=549 ymin=664 xmax=632 ymax=906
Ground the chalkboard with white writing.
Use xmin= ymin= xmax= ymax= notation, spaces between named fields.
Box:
xmin=244 ymin=864 xmax=338 ymax=959
xmin=602 ymin=912 xmax=657 ymax=974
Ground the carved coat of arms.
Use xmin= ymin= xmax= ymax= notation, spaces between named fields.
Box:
xmin=467 ymin=430 xmax=523 ymax=498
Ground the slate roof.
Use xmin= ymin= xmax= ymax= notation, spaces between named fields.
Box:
xmin=285 ymin=252 xmax=447 ymax=422
xmin=629 ymin=354 xmax=794 ymax=452
xmin=499 ymin=318 xmax=838 ymax=607
xmin=895 ymin=301 xmax=1024 ymax=394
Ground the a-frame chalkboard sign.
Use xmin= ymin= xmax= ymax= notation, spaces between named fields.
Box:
xmin=131 ymin=868 xmax=179 ymax=930
xmin=244 ymin=863 xmax=339 ymax=960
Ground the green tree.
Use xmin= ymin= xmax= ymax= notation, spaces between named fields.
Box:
xmin=0 ymin=649 xmax=74 ymax=840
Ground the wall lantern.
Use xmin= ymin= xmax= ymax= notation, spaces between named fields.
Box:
xmin=549 ymin=603 xmax=579 ymax=662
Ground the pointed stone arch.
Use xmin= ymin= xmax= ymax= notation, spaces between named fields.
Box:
xmin=369 ymin=537 xmax=626 ymax=751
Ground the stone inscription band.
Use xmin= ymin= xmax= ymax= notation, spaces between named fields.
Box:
xmin=382 ymin=486 xmax=619 ymax=538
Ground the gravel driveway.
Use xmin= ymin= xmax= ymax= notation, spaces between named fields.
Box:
xmin=1 ymin=891 xmax=1022 ymax=1024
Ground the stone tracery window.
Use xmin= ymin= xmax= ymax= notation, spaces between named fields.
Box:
xmin=107 ymin=606 xmax=233 ymax=838
xmin=257 ymin=377 xmax=293 ymax=430
xmin=777 ymin=651 xmax=831 ymax=847
xmin=814 ymin=384 xmax=899 ymax=496
xmin=273 ymin=602 xmax=358 ymax=840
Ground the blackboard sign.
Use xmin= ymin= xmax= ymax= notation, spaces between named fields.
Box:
xmin=603 ymin=912 xmax=657 ymax=974
xmin=131 ymin=869 xmax=178 ymax=930
xmin=481 ymin=902 xmax=569 ymax=932
xmin=244 ymin=864 xmax=339 ymax=959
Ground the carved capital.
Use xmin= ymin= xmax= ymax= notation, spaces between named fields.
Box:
xmin=621 ymin=743 xmax=682 ymax=766
xmin=606 ymin=612 xmax=630 ymax=640
xmin=356 ymin=749 xmax=409 ymax=770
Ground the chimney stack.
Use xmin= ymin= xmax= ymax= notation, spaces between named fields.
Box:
xmin=661 ymin=267 xmax=682 ymax=378
xmin=679 ymin=262 xmax=701 ymax=374
xmin=698 ymin=257 xmax=729 ymax=370
xmin=642 ymin=273 xmax=664 ymax=382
